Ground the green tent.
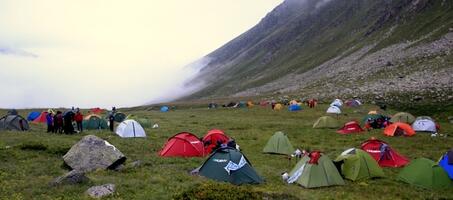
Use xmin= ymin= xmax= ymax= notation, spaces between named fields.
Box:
xmin=113 ymin=112 xmax=127 ymax=122
xmin=263 ymin=131 xmax=295 ymax=155
xmin=390 ymin=112 xmax=415 ymax=124
xmin=313 ymin=116 xmax=339 ymax=129
xmin=334 ymin=148 xmax=385 ymax=181
xmin=398 ymin=158 xmax=452 ymax=189
xmin=126 ymin=115 xmax=152 ymax=128
xmin=287 ymin=152 xmax=345 ymax=188
xmin=83 ymin=115 xmax=108 ymax=130
xmin=199 ymin=147 xmax=263 ymax=185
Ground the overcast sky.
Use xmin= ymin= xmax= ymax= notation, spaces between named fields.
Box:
xmin=0 ymin=0 xmax=283 ymax=109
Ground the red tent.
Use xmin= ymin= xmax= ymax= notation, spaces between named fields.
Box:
xmin=337 ymin=121 xmax=364 ymax=134
xmin=361 ymin=138 xmax=409 ymax=167
xmin=91 ymin=108 xmax=103 ymax=115
xmin=159 ymin=132 xmax=205 ymax=157
xmin=33 ymin=112 xmax=48 ymax=123
xmin=202 ymin=129 xmax=230 ymax=154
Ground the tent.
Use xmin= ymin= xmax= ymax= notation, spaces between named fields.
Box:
xmin=202 ymin=129 xmax=230 ymax=154
xmin=412 ymin=116 xmax=437 ymax=133
xmin=83 ymin=115 xmax=108 ymax=130
xmin=287 ymin=151 xmax=345 ymax=188
xmin=361 ymin=138 xmax=409 ymax=167
xmin=7 ymin=109 xmax=18 ymax=115
xmin=345 ymin=99 xmax=361 ymax=107
xmin=115 ymin=119 xmax=146 ymax=138
xmin=330 ymin=99 xmax=343 ymax=107
xmin=383 ymin=122 xmax=415 ymax=137
xmin=33 ymin=111 xmax=48 ymax=123
xmin=208 ymin=103 xmax=218 ymax=109
xmin=313 ymin=116 xmax=339 ymax=129
xmin=334 ymin=148 xmax=385 ymax=181
xmin=198 ymin=147 xmax=263 ymax=185
xmin=290 ymin=100 xmax=299 ymax=105
xmin=273 ymin=103 xmax=283 ymax=111
xmin=337 ymin=121 xmax=364 ymax=134
xmin=288 ymin=104 xmax=302 ymax=112
xmin=259 ymin=101 xmax=268 ymax=107
xmin=247 ymin=101 xmax=254 ymax=107
xmin=238 ymin=101 xmax=247 ymax=108
xmin=0 ymin=115 xmax=29 ymax=131
xmin=326 ymin=106 xmax=341 ymax=114
xmin=27 ymin=111 xmax=41 ymax=121
xmin=262 ymin=131 xmax=295 ymax=155
xmin=439 ymin=150 xmax=453 ymax=179
xmin=160 ymin=106 xmax=169 ymax=112
xmin=91 ymin=108 xmax=103 ymax=114
xmin=389 ymin=112 xmax=416 ymax=124
xmin=398 ymin=158 xmax=452 ymax=189
xmin=368 ymin=110 xmax=378 ymax=115
xmin=113 ymin=112 xmax=126 ymax=122
xmin=362 ymin=114 xmax=389 ymax=128
xmin=159 ymin=132 xmax=205 ymax=157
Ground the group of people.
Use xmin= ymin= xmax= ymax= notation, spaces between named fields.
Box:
xmin=45 ymin=108 xmax=84 ymax=134
xmin=45 ymin=107 xmax=118 ymax=134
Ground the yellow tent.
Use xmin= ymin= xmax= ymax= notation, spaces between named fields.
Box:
xmin=368 ymin=110 xmax=378 ymax=115
xmin=290 ymin=100 xmax=298 ymax=105
xmin=274 ymin=103 xmax=283 ymax=111
xmin=247 ymin=101 xmax=254 ymax=107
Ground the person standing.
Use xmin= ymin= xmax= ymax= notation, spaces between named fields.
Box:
xmin=108 ymin=113 xmax=115 ymax=132
xmin=74 ymin=109 xmax=84 ymax=132
xmin=54 ymin=111 xmax=63 ymax=133
xmin=63 ymin=110 xmax=75 ymax=134
xmin=46 ymin=112 xmax=54 ymax=133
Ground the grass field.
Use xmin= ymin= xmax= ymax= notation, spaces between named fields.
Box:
xmin=0 ymin=104 xmax=452 ymax=200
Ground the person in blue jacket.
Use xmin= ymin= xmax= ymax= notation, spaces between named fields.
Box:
xmin=46 ymin=112 xmax=54 ymax=133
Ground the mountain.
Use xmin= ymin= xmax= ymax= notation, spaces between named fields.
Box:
xmin=184 ymin=0 xmax=453 ymax=103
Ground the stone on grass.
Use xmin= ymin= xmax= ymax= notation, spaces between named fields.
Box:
xmin=50 ymin=170 xmax=88 ymax=186
xmin=63 ymin=135 xmax=126 ymax=173
xmin=86 ymin=184 xmax=115 ymax=198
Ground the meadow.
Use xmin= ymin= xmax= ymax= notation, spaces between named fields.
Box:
xmin=0 ymin=104 xmax=452 ymax=200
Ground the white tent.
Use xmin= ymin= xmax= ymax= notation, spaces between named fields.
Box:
xmin=412 ymin=116 xmax=437 ymax=133
xmin=330 ymin=99 xmax=343 ymax=107
xmin=326 ymin=106 xmax=341 ymax=114
xmin=115 ymin=120 xmax=146 ymax=138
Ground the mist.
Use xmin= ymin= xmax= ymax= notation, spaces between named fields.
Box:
xmin=0 ymin=0 xmax=283 ymax=109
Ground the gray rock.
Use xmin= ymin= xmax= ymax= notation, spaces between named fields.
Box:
xmin=63 ymin=135 xmax=126 ymax=173
xmin=86 ymin=184 xmax=115 ymax=199
xmin=132 ymin=160 xmax=143 ymax=168
xmin=50 ymin=170 xmax=88 ymax=186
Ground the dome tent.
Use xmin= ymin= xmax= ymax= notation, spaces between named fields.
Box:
xmin=334 ymin=148 xmax=385 ymax=181
xmin=383 ymin=122 xmax=415 ymax=137
xmin=412 ymin=116 xmax=437 ymax=133
xmin=439 ymin=150 xmax=453 ymax=179
xmin=326 ymin=106 xmax=341 ymax=114
xmin=159 ymin=132 xmax=205 ymax=157
xmin=337 ymin=121 xmax=364 ymax=134
xmin=288 ymin=104 xmax=302 ymax=111
xmin=398 ymin=158 xmax=452 ymax=189
xmin=115 ymin=119 xmax=146 ymax=138
xmin=198 ymin=147 xmax=263 ymax=185
xmin=361 ymin=138 xmax=409 ymax=168
xmin=83 ymin=115 xmax=108 ymax=130
xmin=313 ymin=116 xmax=339 ymax=129
xmin=389 ymin=112 xmax=415 ymax=124
xmin=0 ymin=115 xmax=29 ymax=131
xmin=27 ymin=111 xmax=41 ymax=121
xmin=160 ymin=106 xmax=169 ymax=112
xmin=202 ymin=129 xmax=230 ymax=154
xmin=287 ymin=151 xmax=345 ymax=188
xmin=262 ymin=131 xmax=295 ymax=155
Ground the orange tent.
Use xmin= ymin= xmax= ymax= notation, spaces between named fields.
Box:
xmin=384 ymin=122 xmax=415 ymax=137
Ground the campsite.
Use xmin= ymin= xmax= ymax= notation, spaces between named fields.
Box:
xmin=0 ymin=103 xmax=452 ymax=199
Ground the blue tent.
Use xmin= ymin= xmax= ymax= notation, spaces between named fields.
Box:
xmin=160 ymin=106 xmax=169 ymax=112
xmin=288 ymin=104 xmax=302 ymax=111
xmin=27 ymin=111 xmax=41 ymax=121
xmin=439 ymin=151 xmax=453 ymax=179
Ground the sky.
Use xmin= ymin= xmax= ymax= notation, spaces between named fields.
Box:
xmin=0 ymin=0 xmax=283 ymax=109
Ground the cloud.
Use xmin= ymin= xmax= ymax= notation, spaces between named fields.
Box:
xmin=0 ymin=47 xmax=38 ymax=58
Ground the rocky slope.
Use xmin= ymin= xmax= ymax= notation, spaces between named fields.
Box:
xmin=184 ymin=0 xmax=453 ymax=104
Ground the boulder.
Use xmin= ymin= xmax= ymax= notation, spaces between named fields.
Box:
xmin=50 ymin=170 xmax=88 ymax=186
xmin=86 ymin=184 xmax=115 ymax=198
xmin=63 ymin=135 xmax=126 ymax=172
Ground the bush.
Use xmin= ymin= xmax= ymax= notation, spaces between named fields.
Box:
xmin=18 ymin=142 xmax=47 ymax=151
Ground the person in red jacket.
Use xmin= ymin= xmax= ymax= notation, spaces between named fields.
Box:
xmin=74 ymin=109 xmax=84 ymax=132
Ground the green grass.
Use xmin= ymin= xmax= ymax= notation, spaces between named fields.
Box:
xmin=1 ymin=104 xmax=452 ymax=199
